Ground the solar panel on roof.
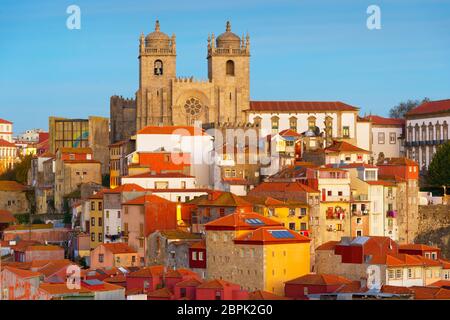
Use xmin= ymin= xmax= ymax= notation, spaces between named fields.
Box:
xmin=245 ymin=218 xmax=264 ymax=225
xmin=270 ymin=230 xmax=295 ymax=239
xmin=84 ymin=279 xmax=103 ymax=286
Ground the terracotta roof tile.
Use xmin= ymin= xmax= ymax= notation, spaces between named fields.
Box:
xmin=248 ymin=290 xmax=292 ymax=300
xmin=197 ymin=279 xmax=238 ymax=289
xmin=138 ymin=126 xmax=208 ymax=136
xmin=147 ymin=287 xmax=173 ymax=298
xmin=234 ymin=226 xmax=310 ymax=245
xmin=3 ymin=266 xmax=41 ymax=279
xmin=175 ymin=278 xmax=203 ymax=287
xmin=39 ymin=283 xmax=92 ymax=295
xmin=99 ymin=243 xmax=137 ymax=254
xmin=0 ymin=210 xmax=16 ymax=224
xmin=128 ymin=266 xmax=164 ymax=278
xmin=249 ymin=101 xmax=358 ymax=112
xmin=122 ymin=194 xmax=173 ymax=205
xmin=406 ymin=99 xmax=450 ymax=116
xmin=399 ymin=244 xmax=440 ymax=252
xmin=195 ymin=192 xmax=252 ymax=207
xmin=205 ymin=212 xmax=282 ymax=231
xmin=286 ymin=274 xmax=352 ymax=286
xmin=324 ymin=141 xmax=370 ymax=154
xmin=0 ymin=118 xmax=12 ymax=124
xmin=124 ymin=172 xmax=194 ymax=179
xmin=364 ymin=115 xmax=405 ymax=126
xmin=0 ymin=181 xmax=27 ymax=192
xmin=59 ymin=147 xmax=93 ymax=154
xmin=0 ymin=139 xmax=16 ymax=148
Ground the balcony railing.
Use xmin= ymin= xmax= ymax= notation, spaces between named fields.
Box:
xmin=352 ymin=210 xmax=369 ymax=216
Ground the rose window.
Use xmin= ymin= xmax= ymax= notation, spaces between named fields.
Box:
xmin=184 ymin=98 xmax=202 ymax=116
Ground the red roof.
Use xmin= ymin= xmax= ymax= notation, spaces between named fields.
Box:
xmin=249 ymin=101 xmax=358 ymax=112
xmin=249 ymin=181 xmax=319 ymax=194
xmin=124 ymin=172 xmax=194 ymax=179
xmin=0 ymin=210 xmax=16 ymax=224
xmin=99 ymin=243 xmax=137 ymax=254
xmin=205 ymin=212 xmax=282 ymax=231
xmin=324 ymin=141 xmax=370 ymax=154
xmin=429 ymin=280 xmax=450 ymax=288
xmin=410 ymin=286 xmax=450 ymax=300
xmin=399 ymin=244 xmax=440 ymax=252
xmin=249 ymin=290 xmax=292 ymax=300
xmin=104 ymin=184 xmax=145 ymax=193
xmin=3 ymin=266 xmax=41 ymax=279
xmin=165 ymin=269 xmax=198 ymax=278
xmin=197 ymin=279 xmax=238 ymax=289
xmin=175 ymin=278 xmax=203 ymax=287
xmin=285 ymin=273 xmax=352 ymax=286
xmin=234 ymin=226 xmax=310 ymax=245
xmin=123 ymin=194 xmax=173 ymax=206
xmin=0 ymin=118 xmax=12 ymax=124
xmin=147 ymin=287 xmax=173 ymax=298
xmin=364 ymin=115 xmax=405 ymax=126
xmin=279 ymin=129 xmax=301 ymax=137
xmin=0 ymin=139 xmax=15 ymax=148
xmin=377 ymin=157 xmax=419 ymax=167
xmin=407 ymin=99 xmax=450 ymax=116
xmin=138 ymin=126 xmax=208 ymax=136
xmin=128 ymin=266 xmax=164 ymax=278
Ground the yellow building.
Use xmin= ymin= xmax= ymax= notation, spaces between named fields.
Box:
xmin=244 ymin=195 xmax=310 ymax=236
xmin=0 ymin=139 xmax=16 ymax=175
xmin=89 ymin=191 xmax=104 ymax=250
xmin=205 ymin=212 xmax=310 ymax=296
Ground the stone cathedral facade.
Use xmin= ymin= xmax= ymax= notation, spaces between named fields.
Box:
xmin=135 ymin=20 xmax=250 ymax=131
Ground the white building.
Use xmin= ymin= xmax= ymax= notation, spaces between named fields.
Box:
xmin=0 ymin=119 xmax=13 ymax=143
xmin=16 ymin=129 xmax=44 ymax=143
xmin=135 ymin=126 xmax=214 ymax=187
xmin=364 ymin=115 xmax=405 ymax=162
xmin=405 ymin=99 xmax=450 ymax=171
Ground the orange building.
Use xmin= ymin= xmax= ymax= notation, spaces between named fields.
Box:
xmin=90 ymin=243 xmax=138 ymax=269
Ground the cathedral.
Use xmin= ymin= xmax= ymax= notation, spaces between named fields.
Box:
xmin=136 ymin=20 xmax=250 ymax=130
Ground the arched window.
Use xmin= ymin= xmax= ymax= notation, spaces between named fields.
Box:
xmin=226 ymin=60 xmax=235 ymax=76
xmin=154 ymin=60 xmax=163 ymax=75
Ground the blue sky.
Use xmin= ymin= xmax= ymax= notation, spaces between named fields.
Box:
xmin=1 ymin=0 xmax=449 ymax=134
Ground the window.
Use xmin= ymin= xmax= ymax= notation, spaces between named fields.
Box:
xmin=105 ymin=211 xmax=109 ymax=219
xmin=219 ymin=208 xmax=225 ymax=217
xmin=289 ymin=117 xmax=297 ymax=132
xmin=226 ymin=60 xmax=235 ymax=76
xmin=395 ymin=269 xmax=402 ymax=279
xmin=343 ymin=126 xmax=350 ymax=138
xmin=388 ymin=269 xmax=395 ymax=279
xmin=180 ymin=288 xmax=187 ymax=298
xmin=139 ymin=239 xmax=144 ymax=248
xmin=154 ymin=60 xmax=163 ymax=75
xmin=378 ymin=132 xmax=385 ymax=144
xmin=356 ymin=230 xmax=362 ymax=237
xmin=98 ymin=233 xmax=103 ymax=242
xmin=117 ymin=211 xmax=121 ymax=218
xmin=308 ymin=116 xmax=316 ymax=130
xmin=271 ymin=116 xmax=279 ymax=133
xmin=91 ymin=217 xmax=95 ymax=227
xmin=91 ymin=233 xmax=95 ymax=241
xmin=300 ymin=223 xmax=307 ymax=231
xmin=199 ymin=251 xmax=204 ymax=261
xmin=336 ymin=224 xmax=342 ymax=231
xmin=289 ymin=223 xmax=296 ymax=230
xmin=98 ymin=218 xmax=102 ymax=227
xmin=215 ymin=291 xmax=221 ymax=300
xmin=389 ymin=132 xmax=396 ymax=144
xmin=99 ymin=254 xmax=104 ymax=263
xmin=91 ymin=201 xmax=95 ymax=211
xmin=407 ymin=268 xmax=413 ymax=279
xmin=300 ymin=208 xmax=307 ymax=216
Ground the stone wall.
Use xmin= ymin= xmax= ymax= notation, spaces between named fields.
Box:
xmin=415 ymin=204 xmax=450 ymax=259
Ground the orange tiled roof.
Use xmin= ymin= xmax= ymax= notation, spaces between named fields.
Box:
xmin=285 ymin=274 xmax=352 ymax=286
xmin=399 ymin=244 xmax=440 ymax=252
xmin=59 ymin=147 xmax=93 ymax=154
xmin=0 ymin=210 xmax=16 ymax=224
xmin=99 ymin=243 xmax=137 ymax=254
xmin=197 ymin=279 xmax=238 ymax=289
xmin=429 ymin=280 xmax=450 ymax=288
xmin=406 ymin=99 xmax=450 ymax=116
xmin=0 ymin=118 xmax=12 ymax=124
xmin=0 ymin=181 xmax=27 ymax=192
xmin=364 ymin=115 xmax=405 ymax=126
xmin=365 ymin=180 xmax=396 ymax=187
xmin=249 ymin=290 xmax=292 ymax=300
xmin=249 ymin=101 xmax=358 ymax=112
xmin=122 ymin=194 xmax=174 ymax=205
xmin=377 ymin=157 xmax=419 ymax=167
xmin=380 ymin=285 xmax=413 ymax=295
xmin=324 ymin=141 xmax=370 ymax=154
xmin=138 ymin=126 xmax=208 ymax=136
xmin=39 ymin=283 xmax=92 ymax=295
xmin=0 ymin=139 xmax=16 ymax=148
xmin=205 ymin=212 xmax=282 ymax=231
xmin=249 ymin=181 xmax=319 ymax=194
xmin=175 ymin=278 xmax=203 ymax=287
xmin=104 ymin=275 xmax=127 ymax=283
xmin=147 ymin=287 xmax=173 ymax=298
xmin=234 ymin=226 xmax=310 ymax=245
xmin=439 ymin=259 xmax=450 ymax=269
xmin=37 ymin=260 xmax=73 ymax=277
xmin=3 ymin=266 xmax=41 ymax=279
xmin=104 ymin=184 xmax=145 ymax=193
xmin=128 ymin=266 xmax=164 ymax=278
xmin=165 ymin=269 xmax=198 ymax=278
xmin=195 ymin=192 xmax=252 ymax=207
xmin=410 ymin=286 xmax=450 ymax=300
xmin=279 ymin=129 xmax=301 ymax=137
xmin=124 ymin=172 xmax=194 ymax=179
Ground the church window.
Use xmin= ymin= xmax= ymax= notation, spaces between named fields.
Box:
xmin=271 ymin=116 xmax=279 ymax=134
xmin=184 ymin=97 xmax=203 ymax=117
xmin=343 ymin=126 xmax=350 ymax=138
xmin=154 ymin=60 xmax=163 ymax=76
xmin=226 ymin=60 xmax=235 ymax=76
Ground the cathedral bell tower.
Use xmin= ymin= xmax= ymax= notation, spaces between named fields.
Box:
xmin=207 ymin=21 xmax=250 ymax=125
xmin=136 ymin=20 xmax=176 ymax=130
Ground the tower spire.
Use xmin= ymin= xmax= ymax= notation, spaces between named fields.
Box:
xmin=155 ymin=20 xmax=160 ymax=32
xmin=226 ymin=21 xmax=231 ymax=32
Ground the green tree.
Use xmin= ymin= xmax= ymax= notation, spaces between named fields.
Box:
xmin=389 ymin=97 xmax=430 ymax=118
xmin=427 ymin=141 xmax=450 ymax=195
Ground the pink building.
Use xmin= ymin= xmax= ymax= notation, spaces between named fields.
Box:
xmin=164 ymin=269 xmax=200 ymax=292
xmin=195 ymin=279 xmax=249 ymax=300
xmin=1 ymin=266 xmax=48 ymax=300
xmin=126 ymin=266 xmax=164 ymax=293
xmin=90 ymin=243 xmax=138 ymax=269
xmin=174 ymin=278 xmax=203 ymax=300
xmin=23 ymin=245 xmax=65 ymax=263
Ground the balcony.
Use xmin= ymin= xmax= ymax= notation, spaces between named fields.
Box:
xmin=352 ymin=209 xmax=369 ymax=217
xmin=323 ymin=195 xmax=350 ymax=202
xmin=326 ymin=207 xmax=346 ymax=220
xmin=352 ymin=194 xmax=369 ymax=201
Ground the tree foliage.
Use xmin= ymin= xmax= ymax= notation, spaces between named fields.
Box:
xmin=0 ymin=154 xmax=33 ymax=184
xmin=427 ymin=141 xmax=450 ymax=188
xmin=389 ymin=97 xmax=430 ymax=118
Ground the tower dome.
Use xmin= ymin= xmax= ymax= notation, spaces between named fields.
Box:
xmin=216 ymin=21 xmax=241 ymax=49
xmin=145 ymin=20 xmax=171 ymax=49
